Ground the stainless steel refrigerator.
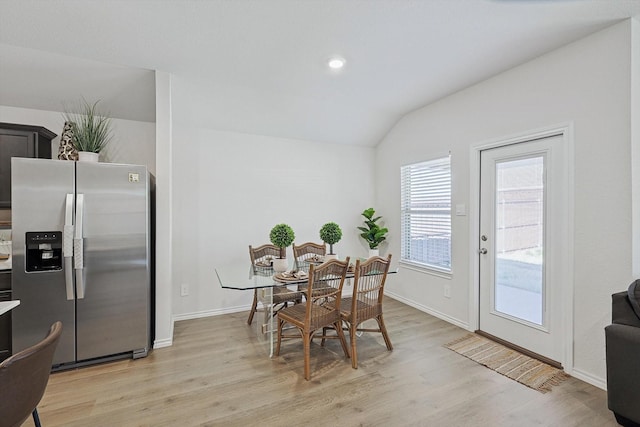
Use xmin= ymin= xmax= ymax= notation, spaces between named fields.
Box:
xmin=11 ymin=158 xmax=151 ymax=368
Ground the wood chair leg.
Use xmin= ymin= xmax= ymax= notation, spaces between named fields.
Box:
xmin=33 ymin=408 xmax=42 ymax=427
xmin=247 ymin=289 xmax=258 ymax=325
xmin=335 ymin=322 xmax=350 ymax=360
xmin=376 ymin=315 xmax=393 ymax=351
xmin=303 ymin=333 xmax=312 ymax=381
xmin=275 ymin=318 xmax=283 ymax=356
xmin=348 ymin=322 xmax=358 ymax=369
xmin=320 ymin=327 xmax=330 ymax=346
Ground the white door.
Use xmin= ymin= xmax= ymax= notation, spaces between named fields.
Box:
xmin=479 ymin=134 xmax=567 ymax=364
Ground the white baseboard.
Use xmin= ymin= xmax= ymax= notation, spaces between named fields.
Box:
xmin=571 ymin=367 xmax=607 ymax=391
xmin=172 ymin=304 xmax=250 ymax=322
xmin=153 ymin=337 xmax=173 ymax=349
xmin=386 ymin=291 xmax=470 ymax=331
xmin=152 ymin=317 xmax=175 ymax=349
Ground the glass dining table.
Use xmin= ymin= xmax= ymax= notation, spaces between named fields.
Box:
xmin=215 ymin=258 xmax=396 ymax=357
xmin=215 ymin=259 xmax=312 ymax=356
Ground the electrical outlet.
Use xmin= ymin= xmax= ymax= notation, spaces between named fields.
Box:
xmin=180 ymin=283 xmax=189 ymax=297
xmin=444 ymin=283 xmax=451 ymax=298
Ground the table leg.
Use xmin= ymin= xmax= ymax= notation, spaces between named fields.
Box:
xmin=258 ymin=286 xmax=275 ymax=357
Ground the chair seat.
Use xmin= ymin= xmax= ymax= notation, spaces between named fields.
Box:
xmin=297 ymin=285 xmax=334 ymax=298
xmin=272 ymin=287 xmax=302 ymax=304
xmin=278 ymin=302 xmax=340 ymax=331
xmin=340 ymin=297 xmax=383 ymax=322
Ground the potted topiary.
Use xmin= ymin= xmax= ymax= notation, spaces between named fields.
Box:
xmin=358 ymin=208 xmax=388 ymax=257
xmin=319 ymin=222 xmax=342 ymax=260
xmin=270 ymin=223 xmax=295 ymax=272
xmin=63 ymin=99 xmax=112 ymax=162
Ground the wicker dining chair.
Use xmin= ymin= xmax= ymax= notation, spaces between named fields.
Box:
xmin=275 ymin=257 xmax=351 ymax=381
xmin=247 ymin=244 xmax=302 ymax=325
xmin=332 ymin=254 xmax=393 ymax=369
xmin=292 ymin=242 xmax=327 ymax=293
xmin=292 ymin=242 xmax=326 ymax=269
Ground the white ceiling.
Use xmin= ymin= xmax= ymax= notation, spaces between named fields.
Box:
xmin=0 ymin=0 xmax=639 ymax=146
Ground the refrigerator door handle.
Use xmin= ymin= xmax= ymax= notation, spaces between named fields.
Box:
xmin=74 ymin=193 xmax=86 ymax=299
xmin=64 ymin=194 xmax=75 ymax=300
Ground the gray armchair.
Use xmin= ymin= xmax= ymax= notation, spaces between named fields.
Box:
xmin=605 ymin=280 xmax=640 ymax=427
xmin=0 ymin=321 xmax=62 ymax=427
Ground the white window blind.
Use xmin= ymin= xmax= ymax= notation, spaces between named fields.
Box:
xmin=401 ymin=156 xmax=451 ymax=272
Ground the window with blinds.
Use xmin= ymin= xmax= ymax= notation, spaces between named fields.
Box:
xmin=400 ymin=156 xmax=452 ymax=272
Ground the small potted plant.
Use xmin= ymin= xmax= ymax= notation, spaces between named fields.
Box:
xmin=63 ymin=99 xmax=112 ymax=162
xmin=319 ymin=222 xmax=342 ymax=260
xmin=269 ymin=223 xmax=295 ymax=272
xmin=358 ymin=208 xmax=388 ymax=257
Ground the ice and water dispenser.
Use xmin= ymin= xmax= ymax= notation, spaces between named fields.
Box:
xmin=25 ymin=232 xmax=63 ymax=272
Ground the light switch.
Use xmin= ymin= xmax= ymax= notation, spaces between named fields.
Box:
xmin=128 ymin=173 xmax=140 ymax=183
xmin=455 ymin=204 xmax=466 ymax=216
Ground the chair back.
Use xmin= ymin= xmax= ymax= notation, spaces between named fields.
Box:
xmin=0 ymin=321 xmax=63 ymax=427
xmin=351 ymin=255 xmax=392 ymax=321
xmin=249 ymin=244 xmax=280 ymax=273
xmin=304 ymin=258 xmax=350 ymax=330
xmin=292 ymin=242 xmax=326 ymax=269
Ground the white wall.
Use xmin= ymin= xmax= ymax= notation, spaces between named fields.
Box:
xmin=375 ymin=20 xmax=635 ymax=386
xmin=153 ymin=71 xmax=173 ymax=348
xmin=0 ymin=105 xmax=155 ymax=172
xmin=170 ymin=125 xmax=375 ymax=317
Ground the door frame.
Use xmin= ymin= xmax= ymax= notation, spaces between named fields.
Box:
xmin=468 ymin=123 xmax=575 ymax=374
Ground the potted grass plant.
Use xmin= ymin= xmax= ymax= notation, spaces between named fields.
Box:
xmin=319 ymin=222 xmax=342 ymax=260
xmin=270 ymin=223 xmax=295 ymax=272
xmin=358 ymin=208 xmax=388 ymax=257
xmin=63 ymin=99 xmax=112 ymax=162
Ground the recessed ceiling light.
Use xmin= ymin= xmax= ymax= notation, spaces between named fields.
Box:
xmin=327 ymin=56 xmax=346 ymax=70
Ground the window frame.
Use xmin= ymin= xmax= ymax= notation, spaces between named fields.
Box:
xmin=400 ymin=155 xmax=452 ymax=276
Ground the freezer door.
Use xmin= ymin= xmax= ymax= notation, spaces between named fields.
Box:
xmin=11 ymin=158 xmax=76 ymax=365
xmin=75 ymin=162 xmax=150 ymax=360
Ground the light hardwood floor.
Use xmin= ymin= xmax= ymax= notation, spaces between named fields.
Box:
xmin=28 ymin=298 xmax=616 ymax=427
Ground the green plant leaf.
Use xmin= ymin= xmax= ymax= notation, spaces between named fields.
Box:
xmin=358 ymin=208 xmax=388 ymax=248
xmin=63 ymin=99 xmax=112 ymax=153
xmin=319 ymin=222 xmax=342 ymax=245
xmin=362 ymin=208 xmax=375 ymax=219
xmin=270 ymin=224 xmax=295 ymax=249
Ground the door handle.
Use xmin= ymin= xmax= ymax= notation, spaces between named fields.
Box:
xmin=74 ymin=193 xmax=86 ymax=299
xmin=479 ymin=248 xmax=488 ymax=254
xmin=64 ymin=194 xmax=74 ymax=300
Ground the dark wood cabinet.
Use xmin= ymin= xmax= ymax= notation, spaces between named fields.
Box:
xmin=0 ymin=122 xmax=56 ymax=208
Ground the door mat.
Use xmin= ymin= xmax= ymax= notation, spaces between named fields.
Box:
xmin=444 ymin=333 xmax=569 ymax=393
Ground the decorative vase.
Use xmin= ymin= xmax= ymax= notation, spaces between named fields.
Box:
xmin=324 ymin=254 xmax=338 ymax=261
xmin=368 ymin=249 xmax=380 ymax=258
xmin=57 ymin=121 xmax=78 ymax=161
xmin=273 ymin=258 xmax=288 ymax=272
xmin=78 ymin=151 xmax=99 ymax=162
